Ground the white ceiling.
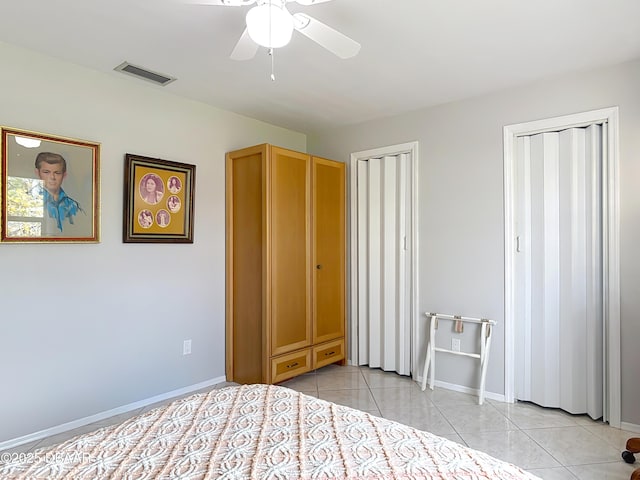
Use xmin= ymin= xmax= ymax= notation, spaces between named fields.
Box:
xmin=0 ymin=0 xmax=639 ymax=133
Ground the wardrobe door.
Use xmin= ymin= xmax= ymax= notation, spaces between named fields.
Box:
xmin=268 ymin=146 xmax=312 ymax=356
xmin=226 ymin=145 xmax=266 ymax=384
xmin=312 ymin=157 xmax=346 ymax=344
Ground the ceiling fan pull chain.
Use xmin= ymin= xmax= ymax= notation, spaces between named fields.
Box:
xmin=269 ymin=47 xmax=276 ymax=81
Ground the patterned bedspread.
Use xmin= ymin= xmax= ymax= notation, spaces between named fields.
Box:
xmin=1 ymin=384 xmax=540 ymax=479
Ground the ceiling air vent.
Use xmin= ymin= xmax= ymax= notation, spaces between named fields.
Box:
xmin=114 ymin=62 xmax=176 ymax=86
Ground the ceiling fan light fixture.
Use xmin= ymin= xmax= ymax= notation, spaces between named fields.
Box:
xmin=246 ymin=3 xmax=293 ymax=48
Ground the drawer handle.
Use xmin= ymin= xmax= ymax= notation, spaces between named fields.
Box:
xmin=286 ymin=362 xmax=299 ymax=369
xmin=324 ymin=351 xmax=336 ymax=356
xmin=316 ymin=264 xmax=322 ymax=269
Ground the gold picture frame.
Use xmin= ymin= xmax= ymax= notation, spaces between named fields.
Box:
xmin=123 ymin=153 xmax=195 ymax=243
xmin=0 ymin=127 xmax=100 ymax=243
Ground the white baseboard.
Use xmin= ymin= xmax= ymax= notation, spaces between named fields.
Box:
xmin=413 ymin=376 xmax=506 ymax=403
xmin=621 ymin=422 xmax=640 ymax=433
xmin=0 ymin=376 xmax=227 ymax=451
xmin=418 ymin=378 xmax=638 ymax=428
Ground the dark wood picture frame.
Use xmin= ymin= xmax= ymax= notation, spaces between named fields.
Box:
xmin=1 ymin=127 xmax=100 ymax=243
xmin=123 ymin=153 xmax=195 ymax=243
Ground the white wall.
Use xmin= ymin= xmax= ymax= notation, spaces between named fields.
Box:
xmin=309 ymin=59 xmax=640 ymax=426
xmin=0 ymin=41 xmax=306 ymax=443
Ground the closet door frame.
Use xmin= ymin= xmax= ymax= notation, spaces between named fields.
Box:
xmin=503 ymin=107 xmax=620 ymax=427
xmin=349 ymin=141 xmax=419 ymax=377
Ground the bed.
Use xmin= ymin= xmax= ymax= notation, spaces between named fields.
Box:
xmin=1 ymin=384 xmax=540 ymax=479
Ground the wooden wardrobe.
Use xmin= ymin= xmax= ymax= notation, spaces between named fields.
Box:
xmin=226 ymin=144 xmax=346 ymax=384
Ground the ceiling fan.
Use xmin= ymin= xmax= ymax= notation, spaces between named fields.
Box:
xmin=196 ymin=0 xmax=361 ymax=61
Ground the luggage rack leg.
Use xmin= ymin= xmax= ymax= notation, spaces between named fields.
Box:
xmin=420 ymin=314 xmax=437 ymax=391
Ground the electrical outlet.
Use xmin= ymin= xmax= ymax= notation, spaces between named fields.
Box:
xmin=183 ymin=339 xmax=192 ymax=355
xmin=451 ymin=338 xmax=461 ymax=352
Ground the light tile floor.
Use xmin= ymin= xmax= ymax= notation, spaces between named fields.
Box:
xmin=282 ymin=365 xmax=637 ymax=480
xmin=3 ymin=365 xmax=637 ymax=480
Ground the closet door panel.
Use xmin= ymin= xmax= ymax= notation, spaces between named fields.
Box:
xmin=269 ymin=147 xmax=312 ymax=356
xmin=312 ymin=157 xmax=346 ymax=344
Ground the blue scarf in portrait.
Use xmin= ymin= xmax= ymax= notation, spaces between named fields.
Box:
xmin=42 ymin=187 xmax=83 ymax=232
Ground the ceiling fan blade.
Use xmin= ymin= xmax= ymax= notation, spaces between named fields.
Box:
xmin=292 ymin=13 xmax=360 ymax=59
xmin=230 ymin=28 xmax=259 ymax=61
xmin=292 ymin=0 xmax=334 ymax=5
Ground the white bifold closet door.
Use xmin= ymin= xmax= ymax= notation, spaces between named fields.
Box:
xmin=356 ymin=154 xmax=411 ymax=375
xmin=515 ymin=125 xmax=603 ymax=419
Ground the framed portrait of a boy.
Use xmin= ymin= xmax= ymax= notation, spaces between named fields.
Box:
xmin=123 ymin=153 xmax=195 ymax=243
xmin=0 ymin=128 xmax=100 ymax=243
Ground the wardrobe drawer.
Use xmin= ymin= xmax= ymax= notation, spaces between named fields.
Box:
xmin=271 ymin=349 xmax=312 ymax=383
xmin=313 ymin=338 xmax=345 ymax=370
